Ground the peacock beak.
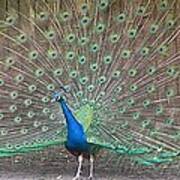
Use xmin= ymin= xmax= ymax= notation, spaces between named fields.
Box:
xmin=51 ymin=98 xmax=56 ymax=103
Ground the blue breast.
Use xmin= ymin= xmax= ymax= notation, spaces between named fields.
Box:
xmin=59 ymin=99 xmax=90 ymax=152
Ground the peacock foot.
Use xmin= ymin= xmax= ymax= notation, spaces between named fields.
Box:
xmin=56 ymin=174 xmax=63 ymax=180
xmin=88 ymin=176 xmax=93 ymax=180
xmin=72 ymin=175 xmax=82 ymax=180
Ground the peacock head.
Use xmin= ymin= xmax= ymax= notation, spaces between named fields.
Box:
xmin=51 ymin=91 xmax=62 ymax=103
xmin=51 ymin=86 xmax=67 ymax=103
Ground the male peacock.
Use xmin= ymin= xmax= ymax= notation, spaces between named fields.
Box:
xmin=51 ymin=90 xmax=99 ymax=179
xmin=0 ymin=0 xmax=180 ymax=179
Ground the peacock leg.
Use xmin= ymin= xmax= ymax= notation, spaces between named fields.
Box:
xmin=88 ymin=154 xmax=94 ymax=179
xmin=56 ymin=174 xmax=63 ymax=180
xmin=72 ymin=154 xmax=83 ymax=180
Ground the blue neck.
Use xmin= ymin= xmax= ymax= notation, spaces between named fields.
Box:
xmin=58 ymin=98 xmax=89 ymax=151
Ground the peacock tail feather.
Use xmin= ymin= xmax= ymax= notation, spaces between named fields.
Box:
xmin=0 ymin=0 xmax=180 ymax=167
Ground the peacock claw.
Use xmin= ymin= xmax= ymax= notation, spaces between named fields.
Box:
xmin=72 ymin=176 xmax=81 ymax=180
xmin=88 ymin=176 xmax=93 ymax=180
xmin=56 ymin=175 xmax=63 ymax=180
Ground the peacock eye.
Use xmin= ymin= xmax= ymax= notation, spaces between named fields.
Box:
xmin=56 ymin=95 xmax=61 ymax=101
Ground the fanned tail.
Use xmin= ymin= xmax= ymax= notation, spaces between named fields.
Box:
xmin=0 ymin=0 xmax=179 ymax=169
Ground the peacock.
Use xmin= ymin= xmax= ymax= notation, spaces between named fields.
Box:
xmin=0 ymin=0 xmax=180 ymax=179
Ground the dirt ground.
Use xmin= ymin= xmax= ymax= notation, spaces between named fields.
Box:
xmin=0 ymin=172 xmax=179 ymax=180
xmin=0 ymin=148 xmax=179 ymax=180
xmin=0 ymin=175 xmax=179 ymax=180
xmin=0 ymin=163 xmax=179 ymax=180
